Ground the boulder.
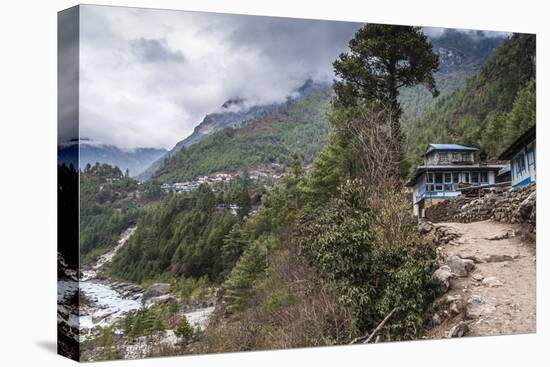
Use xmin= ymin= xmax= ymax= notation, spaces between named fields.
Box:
xmin=145 ymin=294 xmax=175 ymax=307
xmin=485 ymin=230 xmax=514 ymax=240
xmin=418 ymin=221 xmax=434 ymax=234
xmin=471 ymin=273 xmax=484 ymax=282
xmin=447 ymin=321 xmax=469 ymax=338
xmin=143 ymin=283 xmax=171 ymax=300
xmin=465 ymin=294 xmax=494 ymax=319
xmin=482 ymin=276 xmax=503 ymax=288
xmin=434 ymin=225 xmax=461 ymax=245
xmin=518 ymin=191 xmax=536 ymax=221
xmin=447 ymin=255 xmax=475 ymax=277
xmin=432 ymin=265 xmax=453 ymax=293
xmin=444 ymin=295 xmax=464 ymax=316
xmin=483 ymin=254 xmax=514 ymax=263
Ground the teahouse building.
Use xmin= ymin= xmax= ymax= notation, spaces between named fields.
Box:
xmin=498 ymin=125 xmax=536 ymax=188
xmin=407 ymin=144 xmax=505 ymax=217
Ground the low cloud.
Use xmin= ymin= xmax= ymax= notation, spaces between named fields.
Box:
xmin=130 ymin=37 xmax=185 ymax=63
xmin=74 ymin=5 xmax=508 ymax=150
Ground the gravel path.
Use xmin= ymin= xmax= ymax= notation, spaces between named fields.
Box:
xmin=430 ymin=220 xmax=536 ymax=337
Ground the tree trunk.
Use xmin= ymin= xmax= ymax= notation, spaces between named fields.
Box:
xmin=388 ymin=74 xmax=402 ymax=180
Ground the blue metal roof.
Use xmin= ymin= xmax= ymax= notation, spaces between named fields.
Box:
xmin=426 ymin=144 xmax=479 ymax=153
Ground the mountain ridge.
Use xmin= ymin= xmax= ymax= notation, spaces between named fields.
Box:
xmin=58 ymin=141 xmax=167 ymax=177
xmin=138 ymin=79 xmax=331 ymax=180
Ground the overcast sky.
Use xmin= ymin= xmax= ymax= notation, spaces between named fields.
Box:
xmin=70 ymin=5 xmax=507 ymax=150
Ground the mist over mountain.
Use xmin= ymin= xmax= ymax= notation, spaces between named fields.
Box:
xmin=58 ymin=141 xmax=166 ymax=177
xmin=138 ymin=31 xmax=507 ymax=181
xmin=138 ymin=79 xmax=330 ymax=180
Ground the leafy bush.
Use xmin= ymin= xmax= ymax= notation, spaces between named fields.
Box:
xmin=172 ymin=276 xmax=210 ymax=300
xmin=299 ymin=180 xmax=437 ymax=340
xmin=174 ymin=316 xmax=194 ymax=342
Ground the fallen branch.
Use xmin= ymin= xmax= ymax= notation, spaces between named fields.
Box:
xmin=349 ymin=308 xmax=397 ymax=345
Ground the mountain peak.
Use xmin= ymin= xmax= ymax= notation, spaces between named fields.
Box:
xmin=221 ymin=98 xmax=245 ymax=109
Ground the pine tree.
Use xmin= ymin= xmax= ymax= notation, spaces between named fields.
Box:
xmin=174 ymin=316 xmax=194 ymax=343
xmin=333 ymin=24 xmax=439 ymax=176
xmin=504 ymin=80 xmax=536 ymax=146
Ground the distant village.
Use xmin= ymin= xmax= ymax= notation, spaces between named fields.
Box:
xmin=160 ymin=172 xmax=236 ymax=194
xmin=158 ymin=162 xmax=309 ymax=194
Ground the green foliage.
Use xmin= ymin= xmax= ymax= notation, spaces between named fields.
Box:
xmin=223 ymin=236 xmax=270 ymax=314
xmin=334 ymin=24 xmax=439 ymax=108
xmin=299 ymin=180 xmax=437 ymax=339
xmin=333 ymin=24 xmax=439 ymax=176
xmin=122 ymin=304 xmax=168 ymax=339
xmin=153 ymin=89 xmax=332 ymax=183
xmin=221 ymin=161 xmax=309 ymax=314
xmin=172 ymin=276 xmax=209 ymax=300
xmin=399 ymin=29 xmax=506 ymax=125
xmin=174 ymin=317 xmax=194 ymax=341
xmin=504 ymin=80 xmax=536 ymax=145
xmin=399 ymin=70 xmax=476 ymax=125
xmin=304 ymin=133 xmax=349 ymax=203
xmin=110 ymin=185 xmax=238 ymax=284
xmin=79 ymin=163 xmax=141 ymax=265
xmin=96 ymin=326 xmax=119 ymax=361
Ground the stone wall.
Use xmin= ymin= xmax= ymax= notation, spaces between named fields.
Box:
xmin=425 ymin=183 xmax=536 ymax=225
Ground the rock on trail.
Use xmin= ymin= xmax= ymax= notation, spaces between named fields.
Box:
xmin=427 ymin=220 xmax=535 ymax=338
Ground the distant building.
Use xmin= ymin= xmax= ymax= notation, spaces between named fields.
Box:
xmin=160 ymin=183 xmax=172 ymax=193
xmin=498 ymin=125 xmax=536 ymax=188
xmin=407 ymin=144 xmax=505 ymax=217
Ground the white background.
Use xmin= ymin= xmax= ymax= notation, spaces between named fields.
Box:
xmin=0 ymin=0 xmax=547 ymax=366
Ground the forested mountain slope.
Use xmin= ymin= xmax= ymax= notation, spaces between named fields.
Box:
xmin=138 ymin=80 xmax=329 ymax=181
xmin=79 ymin=163 xmax=141 ymax=265
xmin=152 ymin=87 xmax=332 ymax=183
xmin=399 ymin=29 xmax=506 ymax=125
xmin=403 ymin=33 xmax=536 ymax=175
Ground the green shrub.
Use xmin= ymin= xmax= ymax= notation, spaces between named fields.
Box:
xmin=299 ymin=180 xmax=437 ymax=340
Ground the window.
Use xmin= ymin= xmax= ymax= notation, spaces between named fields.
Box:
xmin=426 ymin=173 xmax=434 ymax=183
xmin=462 ymin=172 xmax=470 ymax=183
xmin=452 ymin=173 xmax=459 ymax=183
xmin=515 ymin=154 xmax=526 ymax=176
xmin=435 ymin=173 xmax=443 ymax=183
xmin=444 ymin=173 xmax=452 ymax=183
xmin=435 ymin=184 xmax=444 ymax=191
xmin=471 ymin=171 xmax=479 ymax=184
xmin=528 ymin=150 xmax=535 ymax=168
xmin=439 ymin=152 xmax=449 ymax=163
xmin=462 ymin=152 xmax=472 ymax=162
xmin=452 ymin=152 xmax=460 ymax=161
xmin=480 ymin=171 xmax=488 ymax=183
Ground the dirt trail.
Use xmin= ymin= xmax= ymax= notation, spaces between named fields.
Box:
xmin=430 ymin=220 xmax=536 ymax=338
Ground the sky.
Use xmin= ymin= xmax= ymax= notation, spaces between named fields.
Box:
xmin=61 ymin=5 xmax=508 ymax=150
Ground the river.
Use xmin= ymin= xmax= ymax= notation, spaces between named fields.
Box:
xmin=58 ymin=226 xmax=215 ymax=342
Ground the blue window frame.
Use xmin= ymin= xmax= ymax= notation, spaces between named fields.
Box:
xmin=515 ymin=153 xmax=526 ymax=176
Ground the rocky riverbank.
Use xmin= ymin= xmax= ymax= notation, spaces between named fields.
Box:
xmin=58 ymin=226 xmax=219 ymax=361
